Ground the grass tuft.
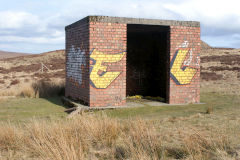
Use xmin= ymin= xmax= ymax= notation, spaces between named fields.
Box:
xmin=206 ymin=106 xmax=214 ymax=114
xmin=32 ymin=79 xmax=65 ymax=98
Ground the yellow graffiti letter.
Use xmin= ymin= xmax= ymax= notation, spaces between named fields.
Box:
xmin=90 ymin=49 xmax=125 ymax=88
xmin=170 ymin=49 xmax=197 ymax=85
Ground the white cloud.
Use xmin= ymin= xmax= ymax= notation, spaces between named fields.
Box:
xmin=0 ymin=0 xmax=240 ymax=52
xmin=0 ymin=43 xmax=15 ymax=50
xmin=164 ymin=0 xmax=240 ymax=19
xmin=163 ymin=0 xmax=240 ymax=49
xmin=0 ymin=35 xmax=64 ymax=44
xmin=164 ymin=0 xmax=240 ymax=31
xmin=0 ymin=10 xmax=65 ymax=50
xmin=0 ymin=11 xmax=40 ymax=29
xmin=62 ymin=0 xmax=181 ymax=20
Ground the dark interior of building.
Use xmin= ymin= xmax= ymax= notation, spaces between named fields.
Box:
xmin=126 ymin=24 xmax=170 ymax=102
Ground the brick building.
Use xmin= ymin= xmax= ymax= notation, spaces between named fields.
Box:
xmin=65 ymin=16 xmax=200 ymax=107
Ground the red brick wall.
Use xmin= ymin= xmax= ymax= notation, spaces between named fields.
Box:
xmin=89 ymin=22 xmax=127 ymax=107
xmin=65 ymin=20 xmax=90 ymax=105
xmin=168 ymin=26 xmax=201 ymax=104
xmin=65 ymin=17 xmax=200 ymax=107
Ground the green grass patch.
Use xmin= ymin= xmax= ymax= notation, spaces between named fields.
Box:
xmin=0 ymin=97 xmax=67 ymax=123
xmin=103 ymin=92 xmax=240 ymax=119
xmin=0 ymin=92 xmax=239 ymax=123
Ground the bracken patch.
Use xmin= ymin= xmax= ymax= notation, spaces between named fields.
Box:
xmin=201 ymin=72 xmax=223 ymax=81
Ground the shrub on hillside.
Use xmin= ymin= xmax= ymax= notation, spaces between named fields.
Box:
xmin=0 ymin=80 xmax=4 ymax=84
xmin=32 ymin=79 xmax=65 ymax=98
xmin=10 ymin=79 xmax=20 ymax=86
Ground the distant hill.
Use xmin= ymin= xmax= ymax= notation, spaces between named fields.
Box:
xmin=0 ymin=40 xmax=212 ymax=59
xmin=201 ymin=41 xmax=211 ymax=50
xmin=0 ymin=49 xmax=65 ymax=80
xmin=0 ymin=50 xmax=30 ymax=59
xmin=0 ymin=42 xmax=239 ymax=96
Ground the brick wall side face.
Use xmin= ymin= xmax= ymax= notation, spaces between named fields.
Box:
xmin=65 ymin=23 xmax=90 ymax=104
xmin=89 ymin=22 xmax=127 ymax=107
xmin=169 ymin=26 xmax=200 ymax=104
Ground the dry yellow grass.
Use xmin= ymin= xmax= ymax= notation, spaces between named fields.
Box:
xmin=0 ymin=113 xmax=239 ymax=160
xmin=0 ymin=50 xmax=65 ymax=99
xmin=0 ymin=79 xmax=65 ymax=98
xmin=0 ymin=44 xmax=240 ymax=159
xmin=201 ymin=48 xmax=240 ymax=95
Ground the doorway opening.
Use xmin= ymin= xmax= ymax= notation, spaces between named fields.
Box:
xmin=126 ymin=24 xmax=170 ymax=102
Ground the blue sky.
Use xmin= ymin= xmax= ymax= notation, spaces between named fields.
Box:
xmin=0 ymin=0 xmax=239 ymax=53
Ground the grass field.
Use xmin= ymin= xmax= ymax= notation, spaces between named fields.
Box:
xmin=106 ymin=92 xmax=240 ymax=119
xmin=0 ymin=92 xmax=239 ymax=159
xmin=0 ymin=97 xmax=66 ymax=122
xmin=0 ymin=46 xmax=240 ymax=159
xmin=0 ymin=92 xmax=239 ymax=122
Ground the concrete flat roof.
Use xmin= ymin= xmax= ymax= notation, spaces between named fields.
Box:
xmin=65 ymin=15 xmax=200 ymax=30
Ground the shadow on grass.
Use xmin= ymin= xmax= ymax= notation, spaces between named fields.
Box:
xmin=31 ymin=79 xmax=68 ymax=109
xmin=44 ymin=96 xmax=68 ymax=109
